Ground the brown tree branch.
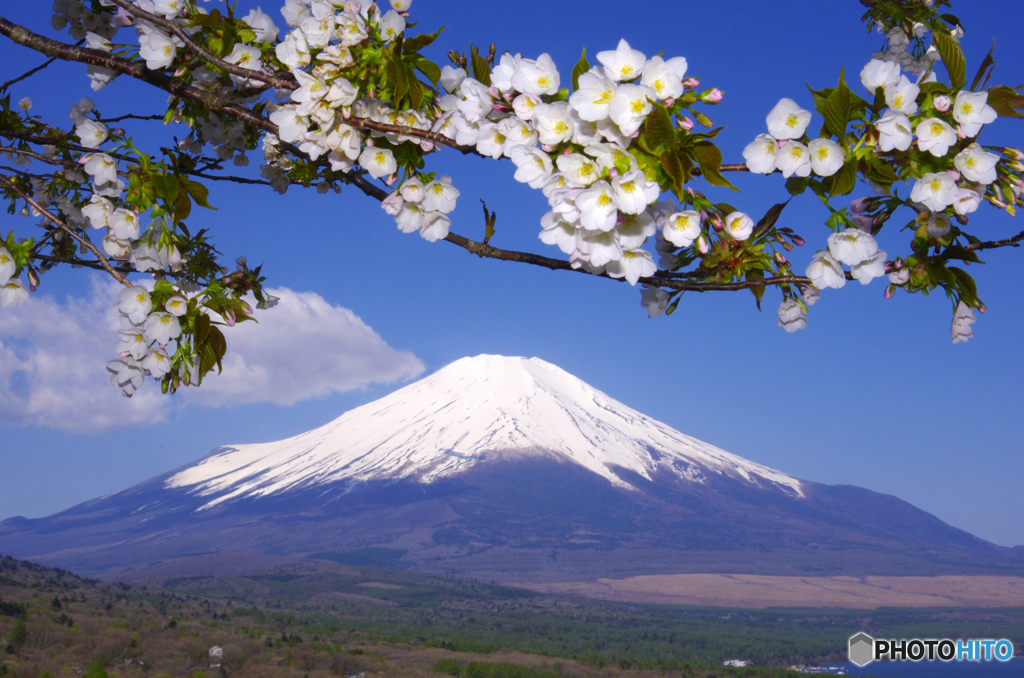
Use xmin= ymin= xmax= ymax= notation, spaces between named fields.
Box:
xmin=964 ymin=229 xmax=1024 ymax=252
xmin=0 ymin=173 xmax=132 ymax=287
xmin=0 ymin=17 xmax=274 ymax=133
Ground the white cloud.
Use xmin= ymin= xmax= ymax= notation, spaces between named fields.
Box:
xmin=190 ymin=287 xmax=424 ymax=405
xmin=0 ymin=279 xmax=423 ymax=432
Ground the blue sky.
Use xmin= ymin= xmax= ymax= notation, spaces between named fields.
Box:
xmin=2 ymin=0 xmax=1023 ymax=548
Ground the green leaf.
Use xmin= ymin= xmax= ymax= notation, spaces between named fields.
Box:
xmin=163 ymin=174 xmax=179 ymax=204
xmin=754 ymin=201 xmax=790 ymax=237
xmin=786 ymin=176 xmax=810 ymax=196
xmin=173 ymin=189 xmax=191 ymax=223
xmin=571 ymin=47 xmax=590 ymax=91
xmin=403 ymin=26 xmax=445 ymax=53
xmin=194 ymin=312 xmax=211 ymax=345
xmin=971 ymin=42 xmax=997 ymax=91
xmin=824 ymin=68 xmax=851 ymax=139
xmin=644 ymin=104 xmax=676 ymax=154
xmin=691 ymin=141 xmax=738 ymax=191
xmin=393 ymin=60 xmax=410 ymax=106
xmin=661 ymin=150 xmax=684 ymax=194
xmin=185 ymin=180 xmax=215 ymax=210
xmin=828 ymin=159 xmax=858 ymax=198
xmin=470 ymin=47 xmax=491 ymax=87
xmin=747 ymin=269 xmax=766 ymax=310
xmin=412 ymin=56 xmax=441 ymax=86
xmin=932 ymin=31 xmax=966 ymax=90
xmin=987 ymin=85 xmax=1024 ymax=118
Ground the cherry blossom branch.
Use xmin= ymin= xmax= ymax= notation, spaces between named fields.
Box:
xmin=348 ymin=117 xmax=476 ymax=154
xmin=964 ymin=229 xmax=1024 ymax=251
xmin=103 ymin=0 xmax=297 ymax=92
xmin=0 ymin=18 xmax=273 ymax=132
xmin=98 ymin=113 xmax=165 ymax=123
xmin=31 ymin=252 xmax=134 ymax=274
xmin=0 ymin=173 xmax=133 ymax=287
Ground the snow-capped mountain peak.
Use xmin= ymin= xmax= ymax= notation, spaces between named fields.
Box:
xmin=165 ymin=355 xmax=802 ymax=509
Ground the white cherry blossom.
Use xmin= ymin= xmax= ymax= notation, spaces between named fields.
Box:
xmin=916 ymin=118 xmax=957 ymax=158
xmin=107 ymin=358 xmax=144 ymax=396
xmin=663 ymin=211 xmax=701 ymax=247
xmin=555 ymin=153 xmax=600 ymax=186
xmin=510 ymin=54 xmax=560 ymax=96
xmin=851 ymin=249 xmax=887 ymax=284
xmin=876 ymin=109 xmax=913 ymax=151
xmin=109 ymin=208 xmax=140 ymax=240
xmin=743 ymin=134 xmax=778 ymax=174
xmin=569 ymin=69 xmax=616 ymax=121
xmin=607 ymin=248 xmax=656 ymax=285
xmin=954 ymin=144 xmax=999 ymax=185
xmin=611 ymin=170 xmax=658 ymax=215
xmin=531 ymin=102 xmax=574 ymax=146
xmin=926 ymin=212 xmax=951 ymax=238
xmin=641 ymin=285 xmax=670 ymax=318
xmin=378 ymin=10 xmax=405 ymax=42
xmin=808 ymin=138 xmax=844 ymax=177
xmin=511 ymin=146 xmax=553 ymax=189
xmin=419 ymin=211 xmax=451 ymax=242
xmin=242 ymin=7 xmax=279 ymax=42
xmin=576 ymin=181 xmax=618 ymax=231
xmin=860 ymin=59 xmax=900 ymax=92
xmin=145 ymin=312 xmax=182 ymax=346
xmin=910 ymin=172 xmax=958 ymax=212
xmin=142 ymin=348 xmax=173 ymax=379
xmin=640 ymin=55 xmax=687 ymax=101
xmin=0 ymin=247 xmax=13 ymax=285
xmin=953 ymin=91 xmax=997 ymax=137
xmin=883 ymin=75 xmax=919 ymax=115
xmin=358 ymin=146 xmax=396 ymax=179
xmin=777 ymin=299 xmax=807 ymax=332
xmin=806 ymin=251 xmax=846 ymax=289
xmin=774 ymin=141 xmax=811 ymax=178
xmin=609 ymin=84 xmax=654 ymax=136
xmin=951 ymin=302 xmax=976 ymax=343
xmin=139 ymin=30 xmax=176 ymax=70
xmin=119 ymin=287 xmax=152 ymax=324
xmin=953 ymin=186 xmax=982 ymax=215
xmin=439 ymin=66 xmax=466 ymax=94
xmin=828 ymin=228 xmax=878 ymax=266
xmin=165 ymin=296 xmax=188 ymax=317
xmin=724 ymin=212 xmax=754 ymax=241
xmin=76 ymin=119 xmax=109 ymax=148
xmin=597 ymin=39 xmax=645 ymax=82
xmin=539 ymin=211 xmax=580 ymax=254
xmin=421 ymin=176 xmax=459 ymax=213
xmin=766 ymin=98 xmax=811 ymax=140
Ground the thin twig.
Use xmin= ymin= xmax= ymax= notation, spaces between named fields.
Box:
xmin=31 ymin=252 xmax=134 ymax=274
xmin=0 ymin=53 xmax=63 ymax=93
xmin=99 ymin=113 xmax=165 ymax=123
xmin=105 ymin=0 xmax=296 ymax=91
xmin=964 ymin=228 xmax=1024 ymax=251
xmin=0 ymin=173 xmax=132 ymax=287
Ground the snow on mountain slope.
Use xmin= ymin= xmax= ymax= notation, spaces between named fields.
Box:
xmin=166 ymin=355 xmax=802 ymax=509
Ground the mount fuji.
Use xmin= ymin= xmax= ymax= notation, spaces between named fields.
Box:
xmin=1 ymin=355 xmax=1020 ymax=580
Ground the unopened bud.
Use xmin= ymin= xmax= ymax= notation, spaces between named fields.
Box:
xmin=884 ymin=284 xmax=896 ymax=300
xmin=791 ymin=236 xmax=805 ymax=247
xmin=710 ymin=213 xmax=723 ymax=231
xmin=487 ymin=86 xmax=501 ymax=99
xmin=385 ymin=172 xmax=398 ymax=186
xmin=934 ymin=94 xmax=950 ymax=112
xmin=682 ymin=77 xmax=700 ymax=90
xmin=697 ymin=235 xmax=709 ymax=254
xmin=678 ymin=116 xmax=694 ymax=131
xmin=702 ymin=88 xmax=723 ymax=103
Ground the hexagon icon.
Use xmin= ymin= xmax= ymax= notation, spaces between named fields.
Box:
xmin=849 ymin=632 xmax=874 ymax=667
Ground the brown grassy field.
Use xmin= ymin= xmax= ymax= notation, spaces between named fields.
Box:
xmin=515 ymin=574 xmax=1024 ymax=609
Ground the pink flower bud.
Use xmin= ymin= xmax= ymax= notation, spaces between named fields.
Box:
xmin=946 ymin=169 xmax=960 ymax=182
xmin=503 ymin=91 xmax=515 ymax=103
xmin=224 ymin=311 xmax=236 ymax=327
xmin=608 ymin=168 xmax=618 ymax=179
xmin=849 ymin=196 xmax=873 ymax=214
xmin=385 ymin=173 xmax=398 ymax=186
xmin=419 ymin=140 xmax=434 ymax=152
xmin=663 ymin=98 xmax=676 ymax=107
xmin=697 ymin=235 xmax=709 ymax=254
xmin=678 ymin=116 xmax=694 ymax=131
xmin=491 ymin=103 xmax=511 ymax=113
xmin=703 ymin=88 xmax=723 ymax=103
xmin=710 ymin=213 xmax=723 ymax=231
xmin=682 ymin=77 xmax=700 ymax=90
xmin=541 ymin=144 xmax=554 ymax=153
xmin=934 ymin=95 xmax=951 ymax=112
xmin=956 ymin=126 xmax=967 ymax=139
xmin=791 ymin=236 xmax=805 ymax=247
xmin=487 ymin=87 xmax=501 ymax=99
xmin=885 ymin=284 xmax=896 ymax=299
